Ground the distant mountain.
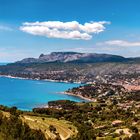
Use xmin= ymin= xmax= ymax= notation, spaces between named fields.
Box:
xmin=0 ymin=52 xmax=140 ymax=83
xmin=16 ymin=52 xmax=131 ymax=64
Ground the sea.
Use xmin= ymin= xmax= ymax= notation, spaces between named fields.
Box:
xmin=0 ymin=63 xmax=9 ymax=65
xmin=0 ymin=76 xmax=84 ymax=111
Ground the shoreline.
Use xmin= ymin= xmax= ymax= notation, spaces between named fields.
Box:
xmin=0 ymin=74 xmax=83 ymax=84
xmin=42 ymin=92 xmax=95 ymax=108
xmin=61 ymin=91 xmax=96 ymax=102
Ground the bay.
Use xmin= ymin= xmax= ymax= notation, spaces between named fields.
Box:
xmin=0 ymin=77 xmax=84 ymax=111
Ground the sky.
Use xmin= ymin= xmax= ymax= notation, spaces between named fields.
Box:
xmin=0 ymin=0 xmax=140 ymax=62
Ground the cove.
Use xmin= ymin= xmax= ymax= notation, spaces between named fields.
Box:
xmin=0 ymin=77 xmax=84 ymax=111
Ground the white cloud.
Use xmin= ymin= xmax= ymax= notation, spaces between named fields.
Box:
xmin=20 ymin=21 xmax=110 ymax=40
xmin=97 ymin=40 xmax=140 ymax=47
xmin=0 ymin=25 xmax=13 ymax=31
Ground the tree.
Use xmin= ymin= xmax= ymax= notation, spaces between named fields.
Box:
xmin=49 ymin=125 xmax=56 ymax=133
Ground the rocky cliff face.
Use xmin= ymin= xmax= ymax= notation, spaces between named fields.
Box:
xmin=16 ymin=52 xmax=127 ymax=63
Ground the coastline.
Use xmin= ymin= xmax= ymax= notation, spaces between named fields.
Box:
xmin=0 ymin=74 xmax=83 ymax=84
xmin=61 ymin=91 xmax=96 ymax=102
xmin=40 ymin=92 xmax=95 ymax=109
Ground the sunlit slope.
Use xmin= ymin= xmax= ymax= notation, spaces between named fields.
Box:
xmin=1 ymin=111 xmax=77 ymax=140
xmin=21 ymin=115 xmax=77 ymax=140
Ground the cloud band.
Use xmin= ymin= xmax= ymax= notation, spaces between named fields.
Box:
xmin=20 ymin=21 xmax=110 ymax=40
xmin=97 ymin=40 xmax=140 ymax=47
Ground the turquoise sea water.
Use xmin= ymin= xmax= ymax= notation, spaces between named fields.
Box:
xmin=0 ymin=63 xmax=9 ymax=65
xmin=0 ymin=77 xmax=84 ymax=111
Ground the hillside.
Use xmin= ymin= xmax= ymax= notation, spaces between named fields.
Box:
xmin=0 ymin=106 xmax=77 ymax=140
xmin=33 ymin=89 xmax=140 ymax=140
xmin=0 ymin=62 xmax=140 ymax=84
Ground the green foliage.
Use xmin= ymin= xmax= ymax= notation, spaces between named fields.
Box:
xmin=49 ymin=125 xmax=56 ymax=133
xmin=130 ymin=133 xmax=140 ymax=140
xmin=129 ymin=126 xmax=139 ymax=133
xmin=0 ymin=112 xmax=46 ymax=140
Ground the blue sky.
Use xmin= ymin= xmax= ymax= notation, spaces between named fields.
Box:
xmin=0 ymin=0 xmax=140 ymax=62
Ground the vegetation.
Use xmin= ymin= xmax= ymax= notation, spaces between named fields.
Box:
xmin=0 ymin=107 xmax=46 ymax=140
xmin=0 ymin=105 xmax=77 ymax=140
xmin=33 ymin=88 xmax=140 ymax=140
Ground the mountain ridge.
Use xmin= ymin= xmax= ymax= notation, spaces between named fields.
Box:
xmin=16 ymin=51 xmax=140 ymax=64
